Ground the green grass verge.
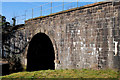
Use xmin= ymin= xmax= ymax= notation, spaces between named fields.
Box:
xmin=1 ymin=69 xmax=120 ymax=78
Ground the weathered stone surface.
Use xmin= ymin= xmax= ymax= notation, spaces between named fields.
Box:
xmin=3 ymin=2 xmax=120 ymax=70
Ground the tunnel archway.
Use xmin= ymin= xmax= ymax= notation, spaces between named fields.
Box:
xmin=27 ymin=33 xmax=55 ymax=71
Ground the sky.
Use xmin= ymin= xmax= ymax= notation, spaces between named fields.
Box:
xmin=2 ymin=0 xmax=104 ymax=2
xmin=1 ymin=0 xmax=104 ymax=24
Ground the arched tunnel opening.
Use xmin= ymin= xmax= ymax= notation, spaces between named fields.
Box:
xmin=27 ymin=33 xmax=55 ymax=71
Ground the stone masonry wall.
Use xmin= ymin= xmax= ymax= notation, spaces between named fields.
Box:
xmin=3 ymin=2 xmax=120 ymax=70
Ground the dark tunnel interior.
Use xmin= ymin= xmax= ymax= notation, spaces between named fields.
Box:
xmin=27 ymin=33 xmax=55 ymax=71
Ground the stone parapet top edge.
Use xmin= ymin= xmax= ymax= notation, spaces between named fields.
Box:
xmin=25 ymin=2 xmax=112 ymax=23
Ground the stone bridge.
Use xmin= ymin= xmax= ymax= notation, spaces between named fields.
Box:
xmin=3 ymin=2 xmax=120 ymax=71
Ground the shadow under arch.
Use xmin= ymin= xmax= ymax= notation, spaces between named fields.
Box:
xmin=27 ymin=33 xmax=55 ymax=71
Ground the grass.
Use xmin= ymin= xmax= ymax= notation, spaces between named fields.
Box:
xmin=1 ymin=69 xmax=120 ymax=79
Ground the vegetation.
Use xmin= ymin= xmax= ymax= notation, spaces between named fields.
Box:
xmin=1 ymin=15 xmax=24 ymax=74
xmin=2 ymin=69 xmax=120 ymax=79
